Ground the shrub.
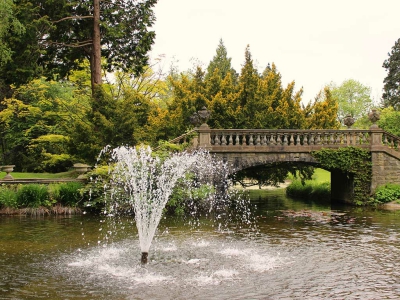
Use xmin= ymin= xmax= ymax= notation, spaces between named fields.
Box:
xmin=0 ymin=186 xmax=18 ymax=208
xmin=286 ymin=180 xmax=330 ymax=201
xmin=372 ymin=184 xmax=400 ymax=204
xmin=286 ymin=180 xmax=313 ymax=199
xmin=16 ymin=184 xmax=49 ymax=208
xmin=57 ymin=182 xmax=84 ymax=206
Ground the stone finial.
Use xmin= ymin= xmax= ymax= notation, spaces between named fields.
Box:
xmin=343 ymin=115 xmax=355 ymax=129
xmin=368 ymin=109 xmax=380 ymax=128
xmin=189 ymin=106 xmax=211 ymax=127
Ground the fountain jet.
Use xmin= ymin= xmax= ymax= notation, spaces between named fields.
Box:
xmin=107 ymin=146 xmax=222 ymax=262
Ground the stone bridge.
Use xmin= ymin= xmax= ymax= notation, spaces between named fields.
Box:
xmin=193 ymin=123 xmax=400 ymax=204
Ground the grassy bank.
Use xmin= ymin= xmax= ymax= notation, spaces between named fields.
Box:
xmin=286 ymin=168 xmax=331 ymax=200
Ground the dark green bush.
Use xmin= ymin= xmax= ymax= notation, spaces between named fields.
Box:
xmin=57 ymin=182 xmax=84 ymax=206
xmin=16 ymin=184 xmax=49 ymax=208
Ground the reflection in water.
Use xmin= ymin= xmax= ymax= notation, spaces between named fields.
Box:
xmin=1 ymin=190 xmax=400 ymax=299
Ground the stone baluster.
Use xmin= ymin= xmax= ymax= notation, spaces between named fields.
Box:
xmin=235 ymin=133 xmax=240 ymax=146
xmin=321 ymin=132 xmax=326 ymax=145
xmin=329 ymin=133 xmax=334 ymax=144
xmin=343 ymin=132 xmax=348 ymax=145
xmin=265 ymin=134 xmax=270 ymax=145
xmin=283 ymin=133 xmax=288 ymax=145
xmin=215 ymin=133 xmax=220 ymax=145
xmin=309 ymin=133 xmax=315 ymax=145
xmin=276 ymin=133 xmax=281 ymax=145
xmin=334 ymin=133 xmax=340 ymax=144
xmin=248 ymin=134 xmax=253 ymax=145
xmin=221 ymin=133 xmax=227 ymax=145
xmin=296 ymin=133 xmax=301 ymax=146
xmin=316 ymin=133 xmax=321 ymax=145
xmin=270 ymin=134 xmax=276 ymax=145
xmin=255 ymin=133 xmax=261 ymax=145
xmin=383 ymin=134 xmax=388 ymax=146
xmin=261 ymin=134 xmax=266 ymax=145
xmin=289 ymin=133 xmax=294 ymax=145
xmin=361 ymin=132 xmax=367 ymax=144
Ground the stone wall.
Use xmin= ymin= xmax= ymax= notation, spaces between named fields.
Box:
xmin=371 ymin=151 xmax=400 ymax=191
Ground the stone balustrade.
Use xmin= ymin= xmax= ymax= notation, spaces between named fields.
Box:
xmin=382 ymin=131 xmax=400 ymax=150
xmin=208 ymin=129 xmax=372 ymax=147
xmin=195 ymin=125 xmax=400 ymax=156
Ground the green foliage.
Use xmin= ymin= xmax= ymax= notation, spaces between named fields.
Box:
xmin=382 ymin=38 xmax=400 ymax=110
xmin=205 ymin=39 xmax=238 ymax=84
xmin=286 ymin=180 xmax=330 ymax=200
xmin=303 ymin=87 xmax=340 ymax=129
xmin=166 ymin=179 xmax=215 ymax=216
xmin=16 ymin=184 xmax=49 ymax=208
xmin=377 ymin=106 xmax=400 ymax=136
xmin=54 ymin=182 xmax=84 ymax=206
xmin=329 ymin=79 xmax=373 ymax=123
xmin=0 ymin=77 xmax=88 ymax=171
xmin=312 ymin=147 xmax=372 ymax=205
xmin=0 ymin=0 xmax=25 ymax=67
xmin=0 ymin=182 xmax=86 ymax=211
xmin=372 ymin=183 xmax=400 ymax=204
xmin=80 ymin=165 xmax=111 ymax=211
xmin=0 ymin=185 xmax=18 ymax=208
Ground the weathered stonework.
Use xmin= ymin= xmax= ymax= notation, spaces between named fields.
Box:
xmin=371 ymin=151 xmax=400 ymax=191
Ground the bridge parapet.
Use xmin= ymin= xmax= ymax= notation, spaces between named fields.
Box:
xmin=197 ymin=125 xmax=400 ymax=154
xmin=210 ymin=129 xmax=371 ymax=147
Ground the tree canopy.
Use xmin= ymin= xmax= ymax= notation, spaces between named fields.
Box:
xmin=382 ymin=38 xmax=400 ymax=110
xmin=329 ymin=79 xmax=373 ymax=123
xmin=0 ymin=0 xmax=157 ymax=96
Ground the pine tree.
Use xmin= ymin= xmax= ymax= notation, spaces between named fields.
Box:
xmin=205 ymin=39 xmax=237 ymax=84
xmin=235 ymin=45 xmax=261 ymax=127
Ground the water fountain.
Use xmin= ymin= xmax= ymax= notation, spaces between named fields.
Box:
xmin=103 ymin=145 xmax=228 ymax=264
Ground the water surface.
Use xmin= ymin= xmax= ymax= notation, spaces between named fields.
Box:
xmin=1 ymin=190 xmax=400 ymax=299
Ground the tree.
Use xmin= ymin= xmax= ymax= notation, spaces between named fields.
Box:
xmin=304 ymin=87 xmax=340 ymax=129
xmin=205 ymin=39 xmax=238 ymax=84
xmin=382 ymin=38 xmax=400 ymax=110
xmin=0 ymin=77 xmax=89 ymax=171
xmin=377 ymin=106 xmax=400 ymax=136
xmin=329 ymin=79 xmax=373 ymax=123
xmin=3 ymin=0 xmax=157 ymax=95
xmin=0 ymin=0 xmax=25 ymax=67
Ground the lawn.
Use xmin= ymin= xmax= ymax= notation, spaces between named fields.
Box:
xmin=311 ymin=168 xmax=330 ymax=183
xmin=0 ymin=170 xmax=78 ymax=179
xmin=287 ymin=168 xmax=330 ymax=184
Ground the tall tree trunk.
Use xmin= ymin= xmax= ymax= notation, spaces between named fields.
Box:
xmin=92 ymin=0 xmax=102 ymax=95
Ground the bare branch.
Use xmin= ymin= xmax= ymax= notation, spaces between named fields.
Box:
xmin=46 ymin=40 xmax=93 ymax=48
xmin=52 ymin=16 xmax=94 ymax=24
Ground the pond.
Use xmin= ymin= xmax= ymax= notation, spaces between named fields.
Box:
xmin=1 ymin=189 xmax=400 ymax=299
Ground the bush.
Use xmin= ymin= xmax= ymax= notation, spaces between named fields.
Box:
xmin=57 ymin=182 xmax=84 ymax=206
xmin=0 ymin=185 xmax=18 ymax=208
xmin=16 ymin=184 xmax=50 ymax=208
xmin=372 ymin=184 xmax=400 ymax=204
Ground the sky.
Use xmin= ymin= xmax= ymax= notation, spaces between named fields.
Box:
xmin=149 ymin=0 xmax=400 ymax=104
